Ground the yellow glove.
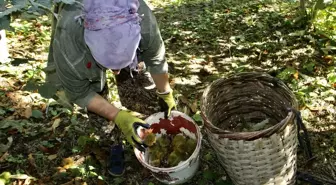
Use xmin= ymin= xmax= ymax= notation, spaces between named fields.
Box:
xmin=157 ymin=90 xmax=176 ymax=119
xmin=114 ymin=110 xmax=150 ymax=151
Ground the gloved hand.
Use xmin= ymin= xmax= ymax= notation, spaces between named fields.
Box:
xmin=114 ymin=110 xmax=150 ymax=151
xmin=157 ymin=90 xmax=176 ymax=119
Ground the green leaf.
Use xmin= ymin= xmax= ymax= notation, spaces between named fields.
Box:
xmin=112 ymin=177 xmax=125 ymax=185
xmin=203 ymin=170 xmax=217 ymax=181
xmin=71 ymin=146 xmax=81 ymax=153
xmin=0 ymin=108 xmax=6 ymax=116
xmin=0 ymin=120 xmax=29 ymax=132
xmin=204 ymin=152 xmax=213 ymax=161
xmin=41 ymin=140 xmax=54 ymax=148
xmin=32 ymin=110 xmax=43 ymax=118
xmin=148 ymin=182 xmax=155 ymax=185
xmin=0 ymin=0 xmax=28 ymax=17
xmin=51 ymin=110 xmax=58 ymax=116
xmin=71 ymin=115 xmax=78 ymax=124
xmin=315 ymin=0 xmax=327 ymax=10
xmin=77 ymin=136 xmax=88 ymax=147
xmin=192 ymin=113 xmax=202 ymax=123
xmin=7 ymin=108 xmax=15 ymax=112
xmin=303 ymin=62 xmax=315 ymax=72
xmin=276 ymin=67 xmax=296 ymax=81
xmin=327 ymin=73 xmax=336 ymax=83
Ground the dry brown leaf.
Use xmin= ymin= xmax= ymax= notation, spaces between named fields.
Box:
xmin=62 ymin=157 xmax=74 ymax=169
xmin=40 ymin=103 xmax=47 ymax=111
xmin=97 ymin=179 xmax=105 ymax=185
xmin=56 ymin=167 xmax=67 ymax=173
xmin=293 ymin=71 xmax=299 ymax=80
xmin=0 ymin=151 xmax=9 ymax=162
xmin=60 ymin=177 xmax=85 ymax=185
xmin=23 ymin=107 xmax=32 ymax=118
xmin=38 ymin=145 xmax=50 ymax=153
xmin=178 ymin=95 xmax=198 ymax=113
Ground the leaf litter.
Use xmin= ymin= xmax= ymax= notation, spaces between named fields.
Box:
xmin=0 ymin=0 xmax=335 ymax=184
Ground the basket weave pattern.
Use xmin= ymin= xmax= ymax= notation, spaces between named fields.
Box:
xmin=201 ymin=72 xmax=298 ymax=185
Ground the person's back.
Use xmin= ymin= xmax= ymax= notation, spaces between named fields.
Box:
xmin=46 ymin=0 xmax=167 ymax=109
xmin=44 ymin=0 xmax=177 ymax=176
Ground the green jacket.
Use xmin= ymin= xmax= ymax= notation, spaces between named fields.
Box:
xmin=45 ymin=0 xmax=168 ymax=109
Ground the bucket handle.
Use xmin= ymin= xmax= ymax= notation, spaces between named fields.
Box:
xmin=132 ymin=122 xmax=150 ymax=152
xmin=291 ymin=108 xmax=314 ymax=161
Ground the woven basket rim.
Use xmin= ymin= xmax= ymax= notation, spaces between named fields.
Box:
xmin=201 ymin=110 xmax=295 ymax=140
xmin=200 ymin=72 xmax=298 ymax=140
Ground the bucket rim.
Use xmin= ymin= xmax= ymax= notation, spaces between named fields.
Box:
xmin=134 ymin=110 xmax=202 ymax=172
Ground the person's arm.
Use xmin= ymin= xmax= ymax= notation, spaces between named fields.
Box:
xmin=151 ymin=73 xmax=171 ymax=93
xmin=86 ymin=94 xmax=120 ymax=121
xmin=140 ymin=20 xmax=176 ymax=117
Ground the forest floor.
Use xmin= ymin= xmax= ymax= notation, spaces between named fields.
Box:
xmin=0 ymin=0 xmax=335 ymax=184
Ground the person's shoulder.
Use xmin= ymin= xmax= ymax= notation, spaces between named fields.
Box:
xmin=56 ymin=3 xmax=84 ymax=31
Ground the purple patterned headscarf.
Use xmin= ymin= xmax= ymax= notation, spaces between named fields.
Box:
xmin=83 ymin=0 xmax=141 ymax=70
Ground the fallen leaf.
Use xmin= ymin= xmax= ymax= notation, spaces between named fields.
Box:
xmin=293 ymin=71 xmax=299 ymax=80
xmin=28 ymin=153 xmax=37 ymax=168
xmin=40 ymin=103 xmax=47 ymax=111
xmin=62 ymin=157 xmax=74 ymax=168
xmin=190 ymin=100 xmax=198 ymax=113
xmin=55 ymin=91 xmax=73 ymax=109
xmin=0 ymin=136 xmax=13 ymax=154
xmin=97 ymin=179 xmax=105 ymax=185
xmin=11 ymin=174 xmax=35 ymax=180
xmin=178 ymin=95 xmax=197 ymax=113
xmin=48 ymin=154 xmax=58 ymax=160
xmin=32 ymin=110 xmax=43 ymax=118
xmin=38 ymin=145 xmax=50 ymax=153
xmin=323 ymin=55 xmax=333 ymax=62
xmin=60 ymin=178 xmax=85 ymax=185
xmin=23 ymin=178 xmax=31 ymax=185
xmin=56 ymin=167 xmax=67 ymax=173
xmin=0 ymin=152 xmax=9 ymax=162
xmin=23 ymin=107 xmax=32 ymax=118
xmin=52 ymin=118 xmax=61 ymax=133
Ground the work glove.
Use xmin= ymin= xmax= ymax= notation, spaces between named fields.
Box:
xmin=114 ymin=110 xmax=150 ymax=151
xmin=157 ymin=90 xmax=176 ymax=119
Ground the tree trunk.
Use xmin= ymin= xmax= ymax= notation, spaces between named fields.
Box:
xmin=0 ymin=30 xmax=10 ymax=63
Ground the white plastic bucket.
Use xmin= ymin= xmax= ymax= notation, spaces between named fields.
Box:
xmin=134 ymin=110 xmax=202 ymax=184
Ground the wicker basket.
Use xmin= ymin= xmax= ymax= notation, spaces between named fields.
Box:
xmin=201 ymin=72 xmax=298 ymax=185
